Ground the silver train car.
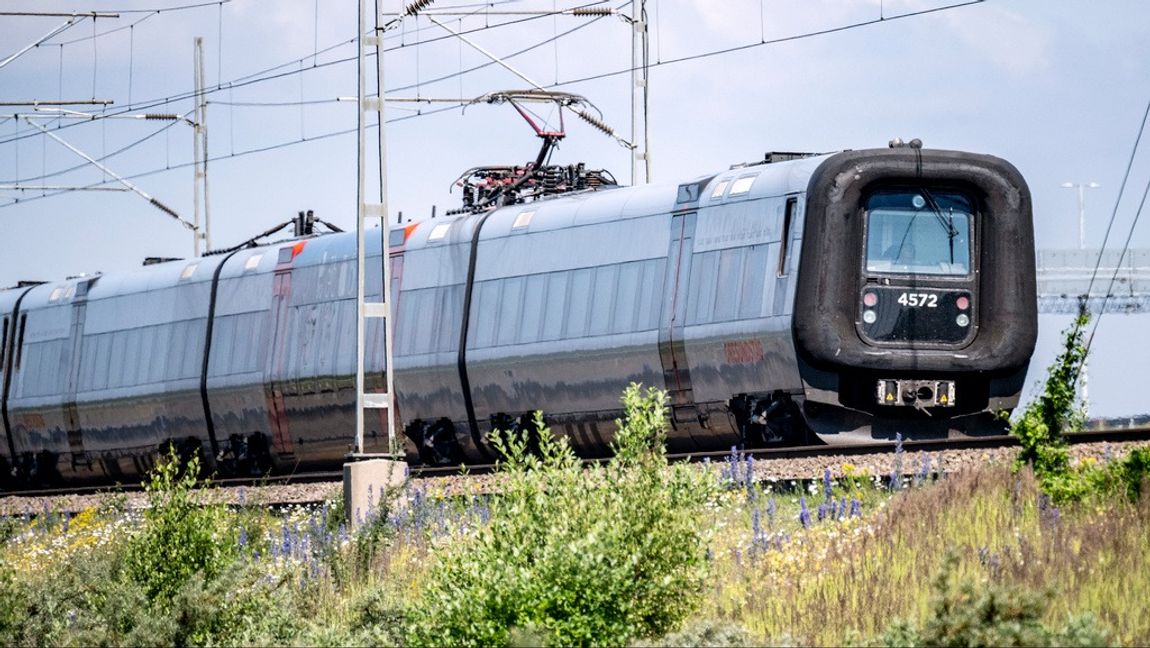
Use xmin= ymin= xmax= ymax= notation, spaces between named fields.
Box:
xmin=0 ymin=146 xmax=1037 ymax=484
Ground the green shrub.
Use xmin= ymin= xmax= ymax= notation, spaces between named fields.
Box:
xmin=0 ymin=564 xmax=26 ymax=641
xmin=407 ymin=383 xmax=716 ymax=647
xmin=1010 ymin=313 xmax=1088 ymax=480
xmin=875 ymin=554 xmax=1111 ymax=647
xmin=164 ymin=563 xmax=305 ymax=646
xmin=124 ymin=448 xmax=236 ymax=606
xmin=637 ymin=619 xmax=765 ymax=647
xmin=1005 ymin=314 xmax=1150 ymax=504
xmin=0 ymin=543 xmax=164 ymax=647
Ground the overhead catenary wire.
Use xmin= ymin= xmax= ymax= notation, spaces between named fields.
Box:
xmin=1083 ymin=92 xmax=1150 ymax=353
xmin=1 ymin=0 xmax=985 ymax=207
xmin=0 ymin=0 xmax=579 ymax=146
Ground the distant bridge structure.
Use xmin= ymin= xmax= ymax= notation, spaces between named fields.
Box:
xmin=1035 ymin=248 xmax=1150 ymax=314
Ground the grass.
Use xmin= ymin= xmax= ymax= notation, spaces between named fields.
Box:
xmin=2 ymin=426 xmax=1147 ymax=645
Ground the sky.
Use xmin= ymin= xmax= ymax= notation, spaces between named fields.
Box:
xmin=1 ymin=0 xmax=1149 ymax=416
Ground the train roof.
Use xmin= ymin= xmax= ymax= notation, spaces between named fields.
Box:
xmin=6 ymin=152 xmax=839 ymax=306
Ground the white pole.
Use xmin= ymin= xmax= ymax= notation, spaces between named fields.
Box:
xmin=374 ymin=0 xmax=396 ymax=456
xmin=1077 ymin=183 xmax=1085 ymax=250
xmin=354 ymin=0 xmax=367 ymax=456
xmin=193 ymin=37 xmax=204 ymax=257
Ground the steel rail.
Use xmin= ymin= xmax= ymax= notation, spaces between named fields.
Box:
xmin=4 ymin=426 xmax=1149 ymax=502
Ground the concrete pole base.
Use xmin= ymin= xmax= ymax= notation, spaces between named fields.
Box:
xmin=343 ymin=458 xmax=407 ymax=532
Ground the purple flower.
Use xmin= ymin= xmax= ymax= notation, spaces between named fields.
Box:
xmin=890 ymin=432 xmax=905 ymax=489
xmin=817 ymin=502 xmax=827 ymax=522
xmin=799 ymin=496 xmax=811 ymax=528
xmin=238 ymin=527 xmax=248 ymax=550
xmin=745 ymin=455 xmax=756 ymax=491
xmin=726 ymin=445 xmax=740 ymax=484
xmin=767 ymin=498 xmax=777 ymax=527
xmin=918 ymin=453 xmax=931 ymax=482
xmin=823 ymin=467 xmax=833 ymax=501
xmin=849 ymin=498 xmax=862 ymax=518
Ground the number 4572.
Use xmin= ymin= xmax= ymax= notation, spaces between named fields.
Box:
xmin=897 ymin=292 xmax=938 ymax=308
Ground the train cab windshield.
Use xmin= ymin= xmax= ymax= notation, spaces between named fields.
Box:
xmin=864 ymin=189 xmax=972 ymax=276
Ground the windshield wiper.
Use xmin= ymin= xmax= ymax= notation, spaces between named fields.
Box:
xmin=919 ymin=189 xmax=958 ymax=263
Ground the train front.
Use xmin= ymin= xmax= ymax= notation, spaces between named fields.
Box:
xmin=791 ymin=146 xmax=1037 ymax=442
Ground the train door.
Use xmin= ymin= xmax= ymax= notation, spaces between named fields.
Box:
xmin=266 ymin=263 xmax=295 ymax=457
xmin=63 ymin=280 xmax=92 ymax=470
xmin=659 ymin=211 xmax=703 ymax=443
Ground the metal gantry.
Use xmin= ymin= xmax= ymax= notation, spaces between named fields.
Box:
xmin=353 ymin=0 xmax=397 ymax=458
xmin=1035 ymin=248 xmax=1150 ymax=314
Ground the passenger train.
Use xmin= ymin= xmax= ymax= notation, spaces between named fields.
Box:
xmin=0 ymin=144 xmax=1038 ymax=485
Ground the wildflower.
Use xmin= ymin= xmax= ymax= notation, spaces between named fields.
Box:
xmin=823 ymin=466 xmax=833 ymax=501
xmin=849 ymin=498 xmax=862 ymax=518
xmin=918 ymin=452 xmax=931 ymax=482
xmin=725 ymin=445 xmax=740 ymax=484
xmin=842 ymin=462 xmax=856 ymax=477
xmin=766 ymin=497 xmax=777 ymax=527
xmin=238 ymin=526 xmax=248 ymax=551
xmin=799 ymin=496 xmax=811 ymax=528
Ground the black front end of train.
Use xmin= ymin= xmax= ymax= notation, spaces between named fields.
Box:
xmin=792 ymin=148 xmax=1037 ymax=441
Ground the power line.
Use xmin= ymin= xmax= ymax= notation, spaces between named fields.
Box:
xmin=1084 ymin=98 xmax=1150 ymax=301
xmin=0 ymin=0 xmax=616 ymax=183
xmin=1086 ymin=123 xmax=1150 ymax=350
xmin=0 ymin=0 xmax=581 ymax=146
xmin=48 ymin=11 xmax=159 ymax=47
xmin=556 ymin=0 xmax=986 ymax=88
xmin=1 ymin=0 xmax=985 ymax=207
xmin=0 ymin=110 xmax=191 ymax=184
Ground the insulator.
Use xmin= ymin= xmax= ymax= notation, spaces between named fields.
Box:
xmin=576 ymin=110 xmax=615 ymax=137
xmin=572 ymin=6 xmax=612 ymax=16
xmin=403 ymin=0 xmax=434 ymax=16
xmin=144 ymin=113 xmax=180 ymax=120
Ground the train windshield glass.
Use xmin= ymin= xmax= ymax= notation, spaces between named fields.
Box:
xmin=864 ymin=189 xmax=972 ymax=276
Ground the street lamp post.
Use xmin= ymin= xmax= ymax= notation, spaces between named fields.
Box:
xmin=1060 ymin=181 xmax=1101 ymax=250
xmin=1059 ymin=180 xmax=1100 ymax=418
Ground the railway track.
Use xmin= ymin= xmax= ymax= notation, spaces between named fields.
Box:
xmin=4 ymin=425 xmax=1149 ymax=502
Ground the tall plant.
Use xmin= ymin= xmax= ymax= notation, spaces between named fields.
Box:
xmin=408 ymin=384 xmax=715 ymax=647
xmin=1010 ymin=313 xmax=1089 ymax=479
xmin=124 ymin=448 xmax=235 ymax=606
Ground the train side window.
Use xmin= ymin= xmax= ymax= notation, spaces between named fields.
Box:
xmin=1 ymin=316 xmax=8 ymax=370
xmin=14 ymin=314 xmax=26 ymax=370
xmin=778 ymin=197 xmax=797 ymax=277
xmin=729 ymin=174 xmax=758 ymax=196
xmin=428 ymin=222 xmax=451 ymax=242
xmin=244 ymin=254 xmax=263 ymax=272
xmin=512 ymin=209 xmax=535 ymax=230
xmin=709 ymin=180 xmax=729 ymax=199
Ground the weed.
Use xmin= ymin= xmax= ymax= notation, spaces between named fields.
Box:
xmin=407 ymin=384 xmax=716 ymax=647
xmin=124 ymin=448 xmax=236 ymax=606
